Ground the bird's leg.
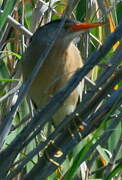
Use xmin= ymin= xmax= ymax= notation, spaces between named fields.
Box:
xmin=44 ymin=140 xmax=63 ymax=177
xmin=44 ymin=140 xmax=63 ymax=166
xmin=65 ymin=112 xmax=85 ymax=142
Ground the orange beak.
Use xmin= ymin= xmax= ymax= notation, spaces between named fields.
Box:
xmin=70 ymin=22 xmax=103 ymax=31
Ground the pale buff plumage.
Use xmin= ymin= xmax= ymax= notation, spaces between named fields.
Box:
xmin=22 ymin=19 xmax=102 ymax=125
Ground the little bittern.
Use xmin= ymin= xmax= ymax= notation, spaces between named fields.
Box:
xmin=22 ymin=19 xmax=102 ymax=125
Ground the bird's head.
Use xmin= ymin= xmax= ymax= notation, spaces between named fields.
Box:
xmin=31 ymin=18 xmax=103 ymax=49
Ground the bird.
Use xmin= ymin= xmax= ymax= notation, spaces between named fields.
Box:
xmin=22 ymin=18 xmax=102 ymax=126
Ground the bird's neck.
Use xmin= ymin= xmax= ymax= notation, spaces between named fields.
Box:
xmin=52 ymin=41 xmax=72 ymax=55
